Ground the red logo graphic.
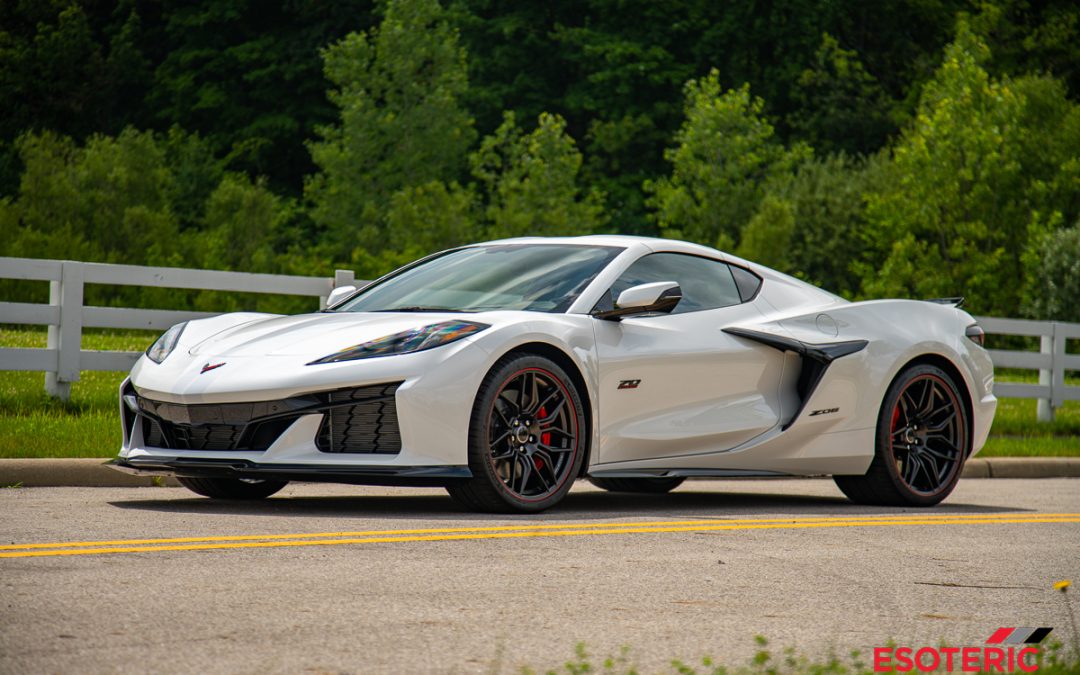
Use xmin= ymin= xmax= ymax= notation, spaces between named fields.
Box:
xmin=200 ymin=362 xmax=226 ymax=374
xmin=873 ymin=628 xmax=1052 ymax=672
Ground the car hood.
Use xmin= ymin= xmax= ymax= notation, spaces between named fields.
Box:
xmin=186 ymin=311 xmax=478 ymax=358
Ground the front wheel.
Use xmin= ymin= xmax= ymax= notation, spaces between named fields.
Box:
xmin=446 ymin=354 xmax=587 ymax=513
xmin=834 ymin=364 xmax=969 ymax=506
xmin=177 ymin=477 xmax=288 ymax=500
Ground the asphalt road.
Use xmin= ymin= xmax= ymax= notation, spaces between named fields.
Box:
xmin=1 ymin=478 xmax=1078 ymax=674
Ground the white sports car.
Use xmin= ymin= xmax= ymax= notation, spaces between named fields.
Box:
xmin=112 ymin=236 xmax=997 ymax=512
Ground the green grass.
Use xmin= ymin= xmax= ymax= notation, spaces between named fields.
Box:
xmin=525 ymin=637 xmax=1080 ymax=674
xmin=979 ymin=370 xmax=1080 ymax=458
xmin=1 ymin=326 xmax=1078 ymax=458
xmin=0 ymin=327 xmax=154 ymax=458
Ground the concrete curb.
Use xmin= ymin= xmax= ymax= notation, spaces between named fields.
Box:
xmin=961 ymin=456 xmax=1080 ymax=478
xmin=0 ymin=459 xmax=181 ymax=487
xmin=0 ymin=457 xmax=1078 ymax=488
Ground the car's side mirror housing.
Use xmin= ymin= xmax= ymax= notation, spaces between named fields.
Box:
xmin=326 ymin=285 xmax=357 ymax=308
xmin=592 ymin=281 xmax=682 ymax=320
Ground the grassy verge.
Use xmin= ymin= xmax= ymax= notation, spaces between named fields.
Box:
xmin=0 ymin=327 xmax=152 ymax=458
xmin=526 ymin=636 xmax=1080 ymax=674
xmin=979 ymin=371 xmax=1080 ymax=458
xmin=1 ymin=326 xmax=1077 ymax=459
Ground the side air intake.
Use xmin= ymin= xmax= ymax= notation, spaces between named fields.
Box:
xmin=722 ymin=327 xmax=868 ymax=430
xmin=315 ymin=383 xmax=402 ymax=454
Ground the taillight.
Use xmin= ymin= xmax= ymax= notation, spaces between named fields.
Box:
xmin=965 ymin=323 xmax=985 ymax=347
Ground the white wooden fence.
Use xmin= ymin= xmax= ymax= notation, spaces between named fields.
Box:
xmin=0 ymin=257 xmax=356 ymax=400
xmin=979 ymin=316 xmax=1080 ymax=422
xmin=1 ymin=257 xmax=1078 ymax=418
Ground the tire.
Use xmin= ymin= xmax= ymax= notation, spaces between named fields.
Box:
xmin=588 ymin=476 xmax=686 ymax=494
xmin=177 ymin=476 xmax=288 ymax=500
xmin=834 ymin=363 xmax=970 ymax=507
xmin=446 ymin=354 xmax=587 ymax=513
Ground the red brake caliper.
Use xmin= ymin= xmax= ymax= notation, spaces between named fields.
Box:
xmin=536 ymin=406 xmax=550 ymax=470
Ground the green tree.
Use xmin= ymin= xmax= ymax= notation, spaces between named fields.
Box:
xmin=0 ymin=3 xmax=152 ymax=193
xmin=148 ymin=1 xmax=377 ymax=195
xmin=385 ymin=180 xmax=476 ymax=260
xmin=735 ymin=196 xmax=797 ymax=272
xmin=789 ymin=34 xmax=897 ymax=156
xmin=4 ymin=128 xmax=179 ymax=266
xmin=860 ymin=22 xmax=1080 ymax=315
xmin=199 ymin=174 xmax=293 ymax=272
xmin=971 ymin=0 xmax=1080 ymax=97
xmin=1023 ymin=223 xmax=1080 ymax=322
xmin=780 ymin=153 xmax=887 ymax=297
xmin=646 ymin=72 xmax=810 ymax=251
xmin=472 ymin=112 xmax=607 ymax=240
xmin=305 ymin=0 xmax=475 ymax=262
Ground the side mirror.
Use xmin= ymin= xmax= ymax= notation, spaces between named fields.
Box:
xmin=593 ymin=281 xmax=682 ymax=321
xmin=326 ymin=285 xmax=357 ymax=308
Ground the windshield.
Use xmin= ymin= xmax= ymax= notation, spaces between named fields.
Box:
xmin=333 ymin=244 xmax=624 ymax=313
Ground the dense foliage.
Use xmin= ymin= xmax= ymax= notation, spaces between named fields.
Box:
xmin=2 ymin=0 xmax=1078 ymax=317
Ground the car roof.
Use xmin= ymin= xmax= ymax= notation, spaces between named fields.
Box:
xmin=479 ymin=234 xmax=728 ymax=258
xmin=478 ymin=235 xmax=846 ymax=308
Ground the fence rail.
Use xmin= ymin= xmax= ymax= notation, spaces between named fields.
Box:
xmin=1 ymin=257 xmax=1078 ymax=418
xmin=0 ymin=257 xmax=356 ymax=400
xmin=976 ymin=316 xmax=1080 ymax=422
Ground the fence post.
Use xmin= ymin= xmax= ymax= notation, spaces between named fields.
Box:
xmin=334 ymin=269 xmax=356 ymax=288
xmin=1036 ymin=326 xmax=1057 ymax=422
xmin=1051 ymin=322 xmax=1066 ymax=414
xmin=318 ymin=269 xmax=357 ymax=309
xmin=43 ymin=261 xmax=84 ymax=401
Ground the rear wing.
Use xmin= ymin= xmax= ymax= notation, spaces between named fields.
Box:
xmin=924 ymin=297 xmax=964 ymax=307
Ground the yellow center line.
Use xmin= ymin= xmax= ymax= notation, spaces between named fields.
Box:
xmin=1 ymin=512 xmax=1075 ymax=551
xmin=1 ymin=515 xmax=1077 ymax=559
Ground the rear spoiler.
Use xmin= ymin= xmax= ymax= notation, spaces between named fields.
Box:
xmin=925 ymin=297 xmax=964 ymax=307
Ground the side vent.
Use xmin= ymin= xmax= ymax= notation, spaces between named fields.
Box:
xmin=316 ymin=383 xmax=403 ymax=454
xmin=723 ymin=327 xmax=868 ymax=429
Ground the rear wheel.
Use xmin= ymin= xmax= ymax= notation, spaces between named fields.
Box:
xmin=834 ymin=364 xmax=969 ymax=506
xmin=446 ymin=354 xmax=587 ymax=513
xmin=588 ymin=476 xmax=685 ymax=494
xmin=177 ymin=477 xmax=287 ymax=500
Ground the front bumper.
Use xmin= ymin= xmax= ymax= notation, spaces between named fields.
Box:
xmin=110 ymin=456 xmax=471 ymax=487
xmin=119 ymin=337 xmax=496 ymax=472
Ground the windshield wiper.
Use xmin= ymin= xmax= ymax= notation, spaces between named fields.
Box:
xmin=375 ymin=306 xmax=469 ymax=313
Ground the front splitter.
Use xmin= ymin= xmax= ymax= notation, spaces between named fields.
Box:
xmin=110 ymin=457 xmax=472 ymax=487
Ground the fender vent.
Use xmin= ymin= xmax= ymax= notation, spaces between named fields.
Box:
xmin=315 ymin=383 xmax=402 ymax=454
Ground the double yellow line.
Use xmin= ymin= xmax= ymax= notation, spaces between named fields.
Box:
xmin=2 ymin=512 xmax=1077 ymax=559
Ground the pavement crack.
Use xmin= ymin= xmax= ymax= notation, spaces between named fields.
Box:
xmin=914 ymin=581 xmax=1041 ymax=590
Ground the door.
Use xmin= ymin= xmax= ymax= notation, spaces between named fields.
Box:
xmin=593 ymin=253 xmax=786 ymax=465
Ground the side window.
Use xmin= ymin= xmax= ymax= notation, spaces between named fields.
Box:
xmin=609 ymin=253 xmax=744 ymax=314
xmin=730 ymin=265 xmax=763 ymax=302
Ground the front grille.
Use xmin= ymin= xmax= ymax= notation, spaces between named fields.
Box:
xmin=172 ymin=423 xmax=243 ymax=450
xmin=140 ymin=411 xmax=294 ymax=451
xmin=316 ymin=383 xmax=402 ymax=454
xmin=130 ymin=382 xmax=403 ymax=454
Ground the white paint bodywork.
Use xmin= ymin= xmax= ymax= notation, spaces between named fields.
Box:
xmin=119 ymin=235 xmax=997 ymax=479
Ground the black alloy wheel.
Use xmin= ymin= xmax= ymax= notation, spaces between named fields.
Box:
xmin=447 ymin=354 xmax=586 ymax=513
xmin=834 ymin=364 xmax=969 ymax=506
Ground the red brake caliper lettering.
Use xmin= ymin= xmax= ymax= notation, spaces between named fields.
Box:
xmin=536 ymin=406 xmax=550 ymax=469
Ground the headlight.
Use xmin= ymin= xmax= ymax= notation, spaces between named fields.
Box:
xmin=307 ymin=321 xmax=489 ymax=365
xmin=145 ymin=322 xmax=187 ymax=364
